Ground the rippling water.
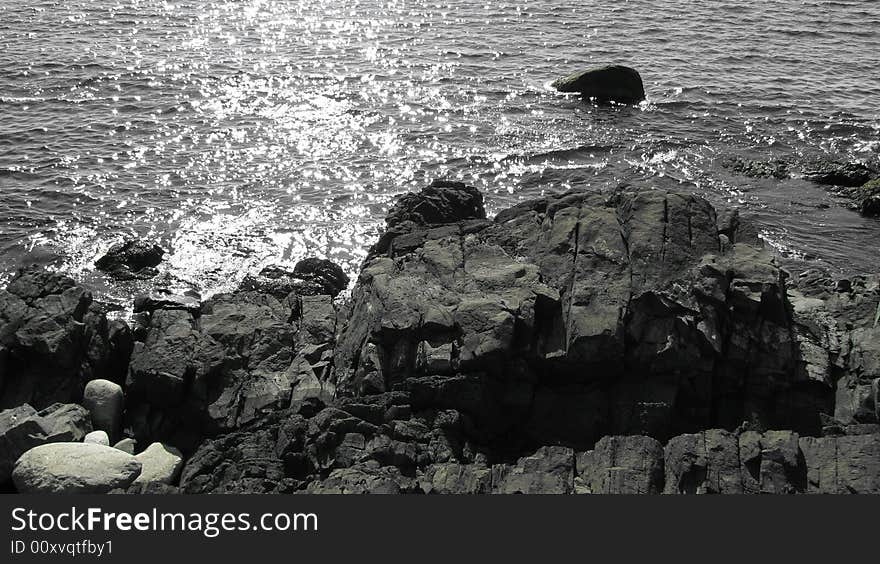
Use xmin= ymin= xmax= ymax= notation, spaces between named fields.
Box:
xmin=1 ymin=0 xmax=879 ymax=304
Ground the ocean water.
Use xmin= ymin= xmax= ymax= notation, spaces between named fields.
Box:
xmin=1 ymin=0 xmax=879 ymax=305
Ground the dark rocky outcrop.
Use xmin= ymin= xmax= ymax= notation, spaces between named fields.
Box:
xmin=95 ymin=240 xmax=165 ymax=280
xmin=552 ymin=65 xmax=646 ymax=104
xmin=240 ymin=258 xmax=350 ymax=299
xmin=3 ymin=182 xmax=880 ymax=494
xmin=722 ymin=157 xmax=791 ymax=179
xmin=0 ymin=268 xmax=132 ymax=409
xmin=801 ymin=161 xmax=876 ymax=187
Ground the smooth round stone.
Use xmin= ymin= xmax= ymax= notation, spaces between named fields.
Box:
xmin=82 ymin=379 xmax=124 ymax=440
xmin=134 ymin=442 xmax=184 ymax=485
xmin=13 ymin=442 xmax=142 ymax=494
xmin=83 ymin=430 xmax=110 ymax=446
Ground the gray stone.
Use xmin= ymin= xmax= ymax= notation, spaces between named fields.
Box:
xmin=134 ymin=442 xmax=184 ymax=485
xmin=113 ymin=438 xmax=137 ymax=454
xmin=82 ymin=379 xmax=124 ymax=440
xmin=84 ymin=430 xmax=110 ymax=446
xmin=0 ymin=403 xmax=91 ymax=483
xmin=13 ymin=442 xmax=142 ymax=494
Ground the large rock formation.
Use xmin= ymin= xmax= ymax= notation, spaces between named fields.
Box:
xmin=2 ymin=182 xmax=880 ymax=494
xmin=0 ymin=268 xmax=132 ymax=409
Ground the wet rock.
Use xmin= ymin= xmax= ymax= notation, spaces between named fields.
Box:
xmin=722 ymin=157 xmax=791 ymax=179
xmin=84 ymin=430 xmax=110 ymax=445
xmin=552 ymin=65 xmax=646 ymax=104
xmin=240 ymin=258 xmax=350 ymax=298
xmin=802 ymin=161 xmax=875 ymax=187
xmin=95 ymin=239 xmax=165 ymax=280
xmin=134 ymin=442 xmax=184 ymax=486
xmin=13 ymin=442 xmax=142 ymax=494
xmin=384 ymin=180 xmax=486 ymax=229
xmin=857 ymin=178 xmax=880 ymax=216
xmin=0 ymin=403 xmax=91 ymax=483
xmin=305 ymin=462 xmax=420 ymax=494
xmin=82 ymin=379 xmax=124 ymax=440
xmin=133 ymin=293 xmax=201 ymax=316
xmin=0 ymin=268 xmax=131 ymax=409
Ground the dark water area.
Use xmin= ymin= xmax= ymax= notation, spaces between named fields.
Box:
xmin=1 ymin=0 xmax=879 ymax=305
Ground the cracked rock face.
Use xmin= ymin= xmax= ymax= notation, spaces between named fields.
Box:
xmin=332 ymin=188 xmax=825 ymax=450
xmin=3 ymin=182 xmax=880 ymax=494
xmin=0 ymin=268 xmax=131 ymax=410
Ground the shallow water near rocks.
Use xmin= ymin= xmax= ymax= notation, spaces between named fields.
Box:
xmin=1 ymin=0 xmax=878 ymax=305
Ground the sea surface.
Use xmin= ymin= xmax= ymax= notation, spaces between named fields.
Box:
xmin=1 ymin=0 xmax=879 ymax=305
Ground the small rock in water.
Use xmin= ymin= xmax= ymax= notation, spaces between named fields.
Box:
xmin=551 ymin=64 xmax=646 ymax=104
xmin=802 ymin=161 xmax=876 ymax=187
xmin=858 ymin=179 xmax=880 ymax=216
xmin=84 ymin=430 xmax=110 ymax=445
xmin=95 ymin=239 xmax=165 ymax=280
xmin=82 ymin=379 xmax=124 ymax=440
xmin=133 ymin=442 xmax=184 ymax=485
xmin=12 ymin=442 xmax=142 ymax=494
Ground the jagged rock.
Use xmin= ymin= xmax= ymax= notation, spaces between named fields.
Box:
xmin=84 ymin=430 xmax=110 ymax=445
xmin=552 ymin=65 xmax=646 ymax=104
xmin=82 ymin=379 xmax=124 ymax=440
xmin=332 ymin=185 xmax=825 ymax=452
xmin=577 ymin=435 xmax=664 ymax=494
xmin=0 ymin=403 xmax=91 ymax=483
xmin=799 ymin=434 xmax=880 ymax=494
xmin=857 ymin=178 xmax=880 ymax=216
xmin=133 ymin=293 xmax=201 ymax=315
xmin=385 ymin=180 xmax=486 ymax=229
xmin=125 ymin=288 xmax=311 ymax=450
xmin=134 ymin=442 xmax=184 ymax=485
xmin=802 ymin=161 xmax=875 ymax=187
xmin=722 ymin=157 xmax=791 ymax=179
xmin=420 ymin=462 xmax=493 ymax=494
xmin=304 ymin=462 xmax=420 ymax=494
xmin=13 ymin=442 xmax=142 ymax=494
xmin=95 ymin=239 xmax=164 ymax=280
xmin=0 ymin=268 xmax=131 ymax=409
xmin=492 ymin=446 xmax=575 ymax=494
xmin=240 ymin=258 xmax=350 ymax=298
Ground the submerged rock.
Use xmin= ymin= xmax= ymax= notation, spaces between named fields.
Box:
xmin=802 ymin=161 xmax=875 ymax=187
xmin=95 ymin=239 xmax=165 ymax=280
xmin=552 ymin=65 xmax=646 ymax=104
xmin=13 ymin=442 xmax=142 ymax=494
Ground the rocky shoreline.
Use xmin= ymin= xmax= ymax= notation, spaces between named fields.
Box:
xmin=1 ymin=180 xmax=878 ymax=494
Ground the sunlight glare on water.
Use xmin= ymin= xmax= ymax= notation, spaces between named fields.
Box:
xmin=1 ymin=1 xmax=879 ymax=303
